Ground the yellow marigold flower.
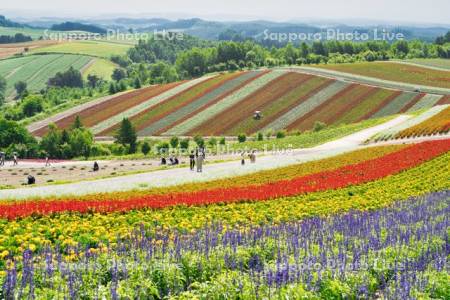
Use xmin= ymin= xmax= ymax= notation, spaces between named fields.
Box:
xmin=0 ymin=250 xmax=9 ymax=259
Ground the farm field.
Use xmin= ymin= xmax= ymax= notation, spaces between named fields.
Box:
xmin=0 ymin=40 xmax=59 ymax=59
xmin=30 ymin=40 xmax=132 ymax=58
xmin=0 ymin=138 xmax=449 ymax=298
xmin=401 ymin=58 xmax=450 ymax=70
xmin=27 ymin=68 xmax=447 ymax=137
xmin=0 ymin=54 xmax=93 ymax=99
xmin=314 ymin=61 xmax=450 ymax=89
xmin=81 ymin=57 xmax=117 ymax=80
xmin=0 ymin=26 xmax=51 ymax=39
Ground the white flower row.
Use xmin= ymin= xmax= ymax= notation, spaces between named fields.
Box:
xmin=371 ymin=104 xmax=449 ymax=141
xmin=163 ymin=70 xmax=287 ymax=135
xmin=91 ymin=76 xmax=215 ymax=134
xmin=262 ymin=81 xmax=349 ymax=132
xmin=407 ymin=94 xmax=443 ymax=112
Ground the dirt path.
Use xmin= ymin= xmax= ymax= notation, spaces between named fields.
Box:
xmin=1 ymin=116 xmax=426 ymax=200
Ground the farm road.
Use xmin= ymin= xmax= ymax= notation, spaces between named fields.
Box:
xmin=0 ymin=116 xmax=422 ymax=200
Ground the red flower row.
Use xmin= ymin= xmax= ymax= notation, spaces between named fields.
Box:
xmin=1 ymin=139 xmax=449 ymax=220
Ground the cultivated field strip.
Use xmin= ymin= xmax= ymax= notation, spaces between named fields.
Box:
xmin=370 ymin=92 xmax=419 ymax=118
xmin=91 ymin=76 xmax=215 ymax=135
xmin=396 ymin=105 xmax=450 ymax=138
xmin=370 ymin=104 xmax=450 ymax=142
xmin=193 ymin=72 xmax=310 ymax=136
xmin=262 ymin=81 xmax=349 ymax=132
xmin=163 ymin=70 xmax=286 ymax=136
xmin=128 ymin=73 xmax=242 ymax=136
xmin=406 ymin=94 xmax=444 ymax=112
xmin=288 ymin=84 xmax=376 ymax=131
xmin=287 ymin=66 xmax=450 ymax=95
xmin=138 ymin=71 xmax=263 ymax=136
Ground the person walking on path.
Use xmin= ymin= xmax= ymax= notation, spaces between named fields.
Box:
xmin=189 ymin=151 xmax=196 ymax=171
xmin=93 ymin=161 xmax=99 ymax=172
xmin=45 ymin=156 xmax=51 ymax=167
xmin=241 ymin=151 xmax=246 ymax=166
xmin=13 ymin=153 xmax=18 ymax=166
xmin=196 ymin=148 xmax=205 ymax=172
xmin=250 ymin=150 xmax=256 ymax=163
xmin=0 ymin=152 xmax=5 ymax=166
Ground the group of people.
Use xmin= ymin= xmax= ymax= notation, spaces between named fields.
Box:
xmin=161 ymin=155 xmax=180 ymax=166
xmin=0 ymin=152 xmax=18 ymax=166
xmin=241 ymin=150 xmax=257 ymax=165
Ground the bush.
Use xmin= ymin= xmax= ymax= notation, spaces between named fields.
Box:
xmin=179 ymin=138 xmax=190 ymax=150
xmin=313 ymin=121 xmax=327 ymax=132
xmin=170 ymin=136 xmax=179 ymax=148
xmin=276 ymin=130 xmax=286 ymax=139
xmin=90 ymin=144 xmax=111 ymax=157
xmin=256 ymin=132 xmax=264 ymax=141
xmin=156 ymin=142 xmax=170 ymax=155
xmin=193 ymin=136 xmax=205 ymax=148
xmin=208 ymin=137 xmax=217 ymax=147
xmin=141 ymin=141 xmax=151 ymax=156
xmin=237 ymin=134 xmax=247 ymax=143
xmin=219 ymin=137 xmax=226 ymax=145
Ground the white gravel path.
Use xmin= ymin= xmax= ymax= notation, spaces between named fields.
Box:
xmin=0 ymin=116 xmax=412 ymax=200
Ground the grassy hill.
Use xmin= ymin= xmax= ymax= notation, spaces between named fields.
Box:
xmin=29 ymin=68 xmax=449 ymax=137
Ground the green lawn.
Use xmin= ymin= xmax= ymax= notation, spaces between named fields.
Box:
xmin=315 ymin=61 xmax=450 ymax=89
xmin=31 ymin=40 xmax=131 ymax=58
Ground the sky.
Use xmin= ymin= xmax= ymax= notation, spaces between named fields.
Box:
xmin=2 ymin=0 xmax=450 ymax=25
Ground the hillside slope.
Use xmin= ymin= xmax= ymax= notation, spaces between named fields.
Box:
xmin=28 ymin=68 xmax=449 ymax=137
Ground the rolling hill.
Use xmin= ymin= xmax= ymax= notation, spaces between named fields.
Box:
xmin=28 ymin=67 xmax=450 ymax=137
xmin=0 ymin=53 xmax=115 ymax=100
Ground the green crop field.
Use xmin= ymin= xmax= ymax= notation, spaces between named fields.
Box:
xmin=0 ymin=26 xmax=52 ymax=39
xmin=0 ymin=54 xmax=92 ymax=99
xmin=31 ymin=40 xmax=132 ymax=58
xmin=315 ymin=61 xmax=450 ymax=89
xmin=82 ymin=58 xmax=117 ymax=80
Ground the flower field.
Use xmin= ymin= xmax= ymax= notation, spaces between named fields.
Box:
xmin=27 ymin=67 xmax=447 ymax=136
xmin=371 ymin=105 xmax=449 ymax=142
xmin=1 ymin=158 xmax=449 ymax=298
xmin=395 ymin=105 xmax=450 ymax=138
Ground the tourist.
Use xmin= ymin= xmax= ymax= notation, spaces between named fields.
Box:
xmin=0 ymin=151 xmax=5 ymax=166
xmin=241 ymin=151 xmax=246 ymax=166
xmin=161 ymin=157 xmax=167 ymax=165
xmin=196 ymin=148 xmax=205 ymax=172
xmin=93 ymin=161 xmax=99 ymax=172
xmin=27 ymin=175 xmax=35 ymax=185
xmin=45 ymin=156 xmax=51 ymax=167
xmin=250 ymin=150 xmax=256 ymax=163
xmin=189 ymin=151 xmax=195 ymax=171
xmin=13 ymin=153 xmax=18 ymax=166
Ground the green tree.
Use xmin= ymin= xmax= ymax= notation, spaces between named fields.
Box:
xmin=313 ymin=121 xmax=327 ymax=132
xmin=14 ymin=81 xmax=28 ymax=99
xmin=87 ymin=74 xmax=101 ymax=88
xmin=48 ymin=67 xmax=84 ymax=88
xmin=21 ymin=95 xmax=43 ymax=117
xmin=112 ymin=68 xmax=126 ymax=81
xmin=193 ymin=135 xmax=205 ymax=148
xmin=0 ymin=75 xmax=6 ymax=106
xmin=69 ymin=128 xmax=93 ymax=158
xmin=40 ymin=124 xmax=62 ymax=158
xmin=134 ymin=77 xmax=142 ymax=89
xmin=141 ymin=141 xmax=151 ymax=156
xmin=170 ymin=136 xmax=179 ymax=148
xmin=71 ymin=115 xmax=83 ymax=130
xmin=115 ymin=118 xmax=137 ymax=153
xmin=179 ymin=138 xmax=190 ymax=150
xmin=238 ymin=133 xmax=247 ymax=143
xmin=0 ymin=118 xmax=36 ymax=149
